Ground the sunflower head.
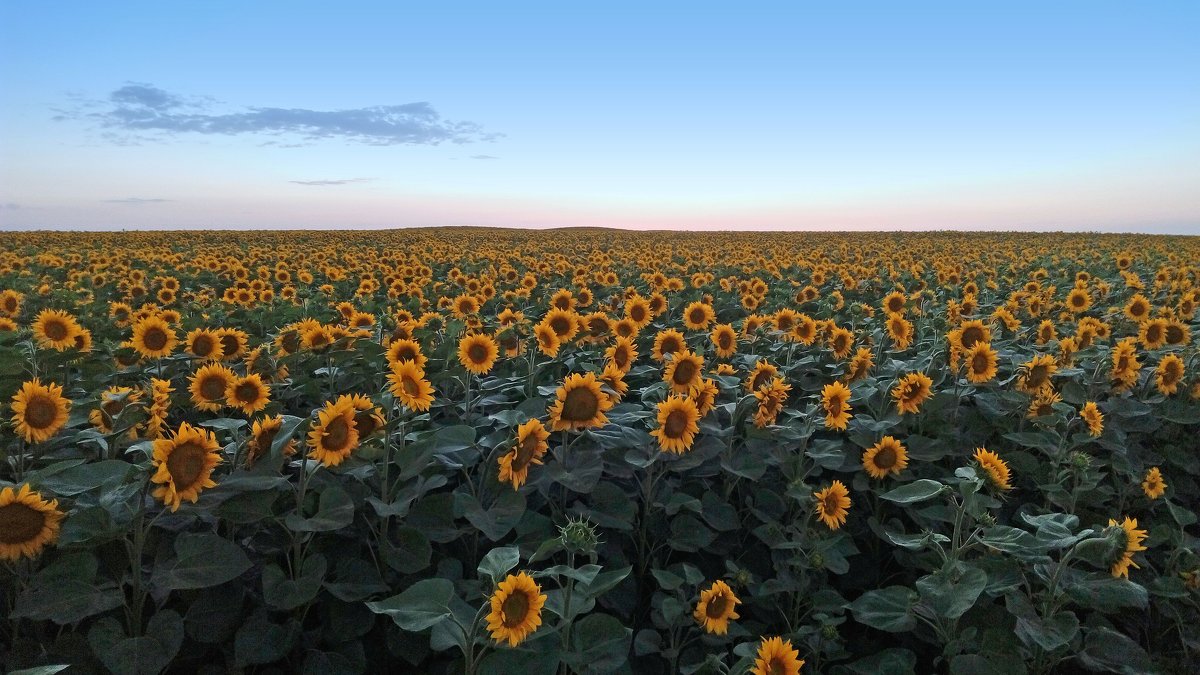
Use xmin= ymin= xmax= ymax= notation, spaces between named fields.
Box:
xmin=1141 ymin=467 xmax=1167 ymax=500
xmin=189 ymin=363 xmax=235 ymax=412
xmin=486 ymin=572 xmax=547 ymax=647
xmin=458 ymin=333 xmax=499 ymax=375
xmin=814 ymin=480 xmax=851 ymax=530
xmin=547 ymin=372 xmax=613 ymax=432
xmin=964 ymin=342 xmax=998 ymax=383
xmin=498 ymin=418 xmax=550 ymax=489
xmin=32 ymin=309 xmax=81 ymax=351
xmin=650 ymin=394 xmax=701 ymax=454
xmin=863 ymin=436 xmax=908 ymax=479
xmin=693 ymin=580 xmax=741 ymax=634
xmin=974 ymin=447 xmax=1012 ymax=491
xmin=151 ymin=422 xmax=223 ymax=511
xmin=227 ymin=374 xmax=271 ymax=415
xmin=652 ymin=329 xmax=686 ymax=362
xmin=605 ymin=336 xmax=638 ymax=373
xmin=664 ymin=350 xmax=705 ymax=394
xmin=388 ymin=360 xmax=435 ymax=412
xmin=131 ymin=315 xmax=177 ymax=359
xmin=752 ymin=636 xmax=805 ymax=675
xmin=892 ymin=372 xmax=933 ymax=415
xmin=307 ymin=398 xmax=360 ymax=467
xmin=821 ymin=381 xmax=853 ymax=430
xmin=0 ymin=484 xmax=66 ymax=561
xmin=10 ymin=378 xmax=71 ymax=443
xmin=1106 ymin=516 xmax=1148 ymax=579
xmin=247 ymin=415 xmax=297 ymax=467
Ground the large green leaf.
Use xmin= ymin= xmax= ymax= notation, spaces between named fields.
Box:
xmin=849 ymin=586 xmax=917 ymax=632
xmin=365 ymin=578 xmax=455 ymax=632
xmin=150 ymin=531 xmax=252 ymax=591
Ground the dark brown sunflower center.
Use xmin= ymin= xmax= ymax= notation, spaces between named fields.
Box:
xmin=824 ymin=493 xmax=842 ymax=514
xmin=24 ymin=395 xmax=58 ymax=430
xmin=874 ymin=445 xmax=897 ymax=469
xmin=614 ymin=348 xmax=630 ymax=369
xmin=235 ymin=382 xmax=261 ymax=404
xmin=972 ymin=352 xmax=989 ymax=372
xmin=767 ymin=658 xmax=789 ymax=675
xmin=514 ymin=434 xmax=540 ymax=469
xmin=323 ymin=416 xmax=353 ymax=452
xmin=1163 ymin=366 xmax=1182 ymax=384
xmin=254 ymin=427 xmax=279 ymax=454
xmin=166 ymin=441 xmax=208 ymax=489
xmin=705 ymin=593 xmax=729 ymax=619
xmin=1071 ymin=294 xmax=1086 ymax=307
xmin=220 ymin=335 xmax=239 ymax=354
xmin=689 ymin=309 xmax=706 ymax=324
xmin=468 ymin=343 xmax=489 ymax=363
xmin=664 ymin=409 xmax=689 ymax=438
xmin=400 ymin=375 xmax=421 ymax=397
xmin=200 ymin=376 xmax=227 ymax=401
xmin=672 ymin=360 xmax=697 ymax=385
xmin=961 ymin=326 xmax=983 ymax=349
xmin=776 ymin=317 xmax=794 ymax=331
xmin=280 ymin=331 xmax=301 ymax=353
xmin=2 ymin=297 xmax=15 ymax=312
xmin=1165 ymin=325 xmax=1184 ymax=343
xmin=1131 ymin=303 xmax=1147 ymax=317
xmin=887 ymin=298 xmax=904 ymax=313
xmin=501 ymin=590 xmax=530 ymax=627
xmin=833 ymin=335 xmax=849 ymax=351
xmin=44 ymin=320 xmax=69 ymax=341
xmin=562 ymin=387 xmax=599 ymax=421
xmin=143 ymin=327 xmax=168 ymax=351
xmin=718 ymin=333 xmax=731 ymax=349
xmin=192 ymin=335 xmax=215 ymax=356
xmin=1147 ymin=325 xmax=1163 ymax=342
xmin=630 ymin=305 xmax=646 ymax=322
xmin=1028 ymin=365 xmax=1048 ymax=388
xmin=0 ymin=503 xmax=46 ymax=544
xmin=355 ymin=411 xmax=379 ymax=436
xmin=549 ymin=317 xmax=571 ymax=336
xmin=825 ymin=395 xmax=845 ymax=415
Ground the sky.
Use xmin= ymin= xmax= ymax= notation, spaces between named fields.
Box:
xmin=1 ymin=1 xmax=1198 ymax=233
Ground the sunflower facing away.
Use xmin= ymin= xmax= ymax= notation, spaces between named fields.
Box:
xmin=0 ymin=484 xmax=66 ymax=561
xmin=814 ymin=480 xmax=851 ymax=530
xmin=387 ymin=360 xmax=436 ymax=412
xmin=151 ymin=422 xmax=222 ymax=512
xmin=693 ymin=579 xmax=741 ymax=635
xmin=820 ymin=381 xmax=853 ymax=431
xmin=650 ymin=394 xmax=701 ymax=454
xmin=974 ymin=447 xmax=1012 ymax=491
xmin=1141 ymin=467 xmax=1166 ymax=500
xmin=459 ymin=333 xmax=499 ymax=375
xmin=1107 ymin=516 xmax=1148 ymax=579
xmin=131 ymin=315 xmax=177 ymax=359
xmin=753 ymin=377 xmax=791 ymax=428
xmin=10 ymin=378 xmax=71 ymax=443
xmin=189 ymin=363 xmax=235 ymax=412
xmin=752 ymin=636 xmax=805 ymax=675
xmin=247 ymin=415 xmax=297 ymax=467
xmin=1081 ymin=401 xmax=1104 ymax=436
xmin=547 ymin=372 xmax=613 ymax=432
xmin=863 ymin=436 xmax=909 ymax=479
xmin=307 ymin=398 xmax=360 ymax=467
xmin=498 ymin=418 xmax=550 ymax=489
xmin=892 ymin=372 xmax=933 ymax=415
xmin=486 ymin=572 xmax=547 ymax=647
xmin=226 ymin=374 xmax=271 ymax=415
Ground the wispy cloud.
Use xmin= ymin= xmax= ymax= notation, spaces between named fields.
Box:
xmin=62 ymin=83 xmax=501 ymax=147
xmin=469 ymin=154 xmax=499 ymax=160
xmin=0 ymin=203 xmax=20 ymax=210
xmin=289 ymin=178 xmax=375 ymax=186
xmin=103 ymin=197 xmax=174 ymax=205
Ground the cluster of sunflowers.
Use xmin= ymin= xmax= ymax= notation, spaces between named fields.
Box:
xmin=0 ymin=228 xmax=1198 ymax=674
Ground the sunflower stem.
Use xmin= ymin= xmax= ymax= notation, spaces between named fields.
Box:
xmin=559 ymin=550 xmax=576 ymax=674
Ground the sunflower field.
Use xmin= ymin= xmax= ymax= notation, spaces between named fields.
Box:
xmin=1 ymin=228 xmax=1199 ymax=674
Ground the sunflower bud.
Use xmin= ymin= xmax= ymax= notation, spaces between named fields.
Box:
xmin=821 ymin=624 xmax=839 ymax=640
xmin=559 ymin=515 xmax=600 ymax=555
xmin=1070 ymin=451 xmax=1092 ymax=471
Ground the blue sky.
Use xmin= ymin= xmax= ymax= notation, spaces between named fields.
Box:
xmin=1 ymin=1 xmax=1197 ymax=232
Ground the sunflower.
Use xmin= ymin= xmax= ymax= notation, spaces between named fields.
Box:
xmin=307 ymin=398 xmax=360 ymax=467
xmin=189 ymin=363 xmax=235 ymax=412
xmin=650 ymin=394 xmax=701 ymax=454
xmin=32 ymin=309 xmax=80 ymax=351
xmin=683 ymin=301 xmax=715 ymax=331
xmin=150 ymin=422 xmax=222 ymax=512
xmin=964 ymin=341 xmax=998 ymax=383
xmin=0 ymin=289 xmax=22 ymax=318
xmin=863 ymin=436 xmax=908 ymax=479
xmin=145 ymin=378 xmax=173 ymax=440
xmin=89 ymin=386 xmax=143 ymax=436
xmin=886 ymin=313 xmax=913 ymax=350
xmin=827 ymin=327 xmax=854 ymax=360
xmin=10 ymin=378 xmax=70 ymax=443
xmin=693 ymin=580 xmax=741 ymax=635
xmin=844 ymin=347 xmax=874 ymax=383
xmin=246 ymin=415 xmax=297 ymax=467
xmin=774 ymin=308 xmax=799 ymax=336
xmin=1138 ymin=318 xmax=1168 ymax=350
xmin=185 ymin=328 xmax=224 ymax=361
xmin=814 ymin=480 xmax=851 ymax=530
xmin=746 ymin=359 xmax=779 ymax=393
xmin=0 ymin=317 xmax=16 ymax=332
xmin=533 ymin=322 xmax=561 ymax=357
xmin=1163 ymin=319 xmax=1190 ymax=346
xmin=1066 ymin=288 xmax=1091 ymax=313
xmin=226 ymin=374 xmax=271 ymax=415
xmin=388 ymin=360 xmax=435 ymax=412
xmin=753 ymin=377 xmax=791 ymax=428
xmin=1036 ymin=320 xmax=1057 ymax=345
xmin=600 ymin=361 xmax=628 ymax=401
xmin=542 ymin=308 xmax=581 ymax=343
xmin=301 ymin=324 xmax=334 ymax=352
xmin=691 ymin=377 xmax=719 ymax=416
xmin=1111 ymin=338 xmax=1141 ymax=392
xmin=820 ymin=381 xmax=853 ymax=431
xmin=710 ymin=323 xmax=738 ymax=358
xmin=1155 ymin=354 xmax=1185 ymax=396
xmin=752 ymin=636 xmax=805 ymax=675
xmin=1016 ymin=354 xmax=1057 ymax=393
xmin=892 ymin=372 xmax=933 ymax=415
xmin=974 ymin=448 xmax=1012 ymax=491
xmin=1124 ymin=294 xmax=1152 ymax=322
xmin=883 ymin=290 xmax=907 ymax=315
xmin=625 ymin=296 xmax=652 ymax=328
xmin=547 ymin=372 xmax=613 ymax=432
xmin=0 ymin=484 xmax=65 ymax=561
xmin=652 ymin=328 xmax=686 ymax=362
xmin=486 ymin=572 xmax=547 ymax=647
xmin=605 ymin=336 xmax=638 ymax=373
xmin=498 ymin=419 xmax=550 ymax=489
xmin=1107 ymin=517 xmax=1148 ymax=579
xmin=1027 ymin=387 xmax=1062 ymax=420
xmin=790 ymin=313 xmax=818 ymax=345
xmin=1141 ymin=467 xmax=1166 ymax=500
xmin=664 ymin=349 xmax=705 ymax=394
xmin=458 ymin=333 xmax=499 ymax=375
xmin=128 ymin=315 xmax=177 ymax=359
xmin=1080 ymin=401 xmax=1104 ymax=436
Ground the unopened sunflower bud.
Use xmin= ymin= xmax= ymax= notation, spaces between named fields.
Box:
xmin=559 ymin=515 xmax=600 ymax=555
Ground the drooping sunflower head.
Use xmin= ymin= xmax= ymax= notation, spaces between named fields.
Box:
xmin=690 ymin=377 xmax=720 ymax=417
xmin=151 ymin=422 xmax=222 ymax=512
xmin=0 ymin=484 xmax=65 ymax=561
xmin=892 ymin=372 xmax=933 ymax=415
xmin=974 ymin=447 xmax=1012 ymax=491
xmin=753 ymin=377 xmax=791 ymax=428
xmin=89 ymin=386 xmax=143 ymax=435
xmin=189 ymin=363 xmax=235 ymax=412
xmin=247 ymin=415 xmax=296 ymax=467
xmin=388 ymin=360 xmax=435 ymax=412
xmin=1106 ymin=516 xmax=1148 ymax=579
xmin=814 ymin=480 xmax=851 ymax=530
xmin=547 ymin=372 xmax=613 ymax=432
xmin=458 ymin=333 xmax=499 ymax=375
xmin=307 ymin=398 xmax=360 ymax=467
xmin=1027 ymin=387 xmax=1062 ymax=420
xmin=747 ymin=359 xmax=779 ymax=393
xmin=1141 ymin=467 xmax=1167 ymax=500
xmin=131 ymin=315 xmax=177 ymax=359
xmin=821 ymin=380 xmax=853 ymax=431
xmin=664 ymin=349 xmax=705 ymax=394
xmin=498 ymin=418 xmax=550 ymax=489
xmin=650 ymin=394 xmax=701 ymax=454
xmin=32 ymin=309 xmax=81 ymax=351
xmin=863 ymin=436 xmax=908 ymax=479
xmin=752 ymin=636 xmax=805 ymax=675
xmin=486 ymin=572 xmax=547 ymax=647
xmin=693 ymin=579 xmax=741 ymax=635
xmin=10 ymin=378 xmax=71 ymax=443
xmin=846 ymin=347 xmax=874 ymax=383
xmin=227 ymin=374 xmax=271 ymax=415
